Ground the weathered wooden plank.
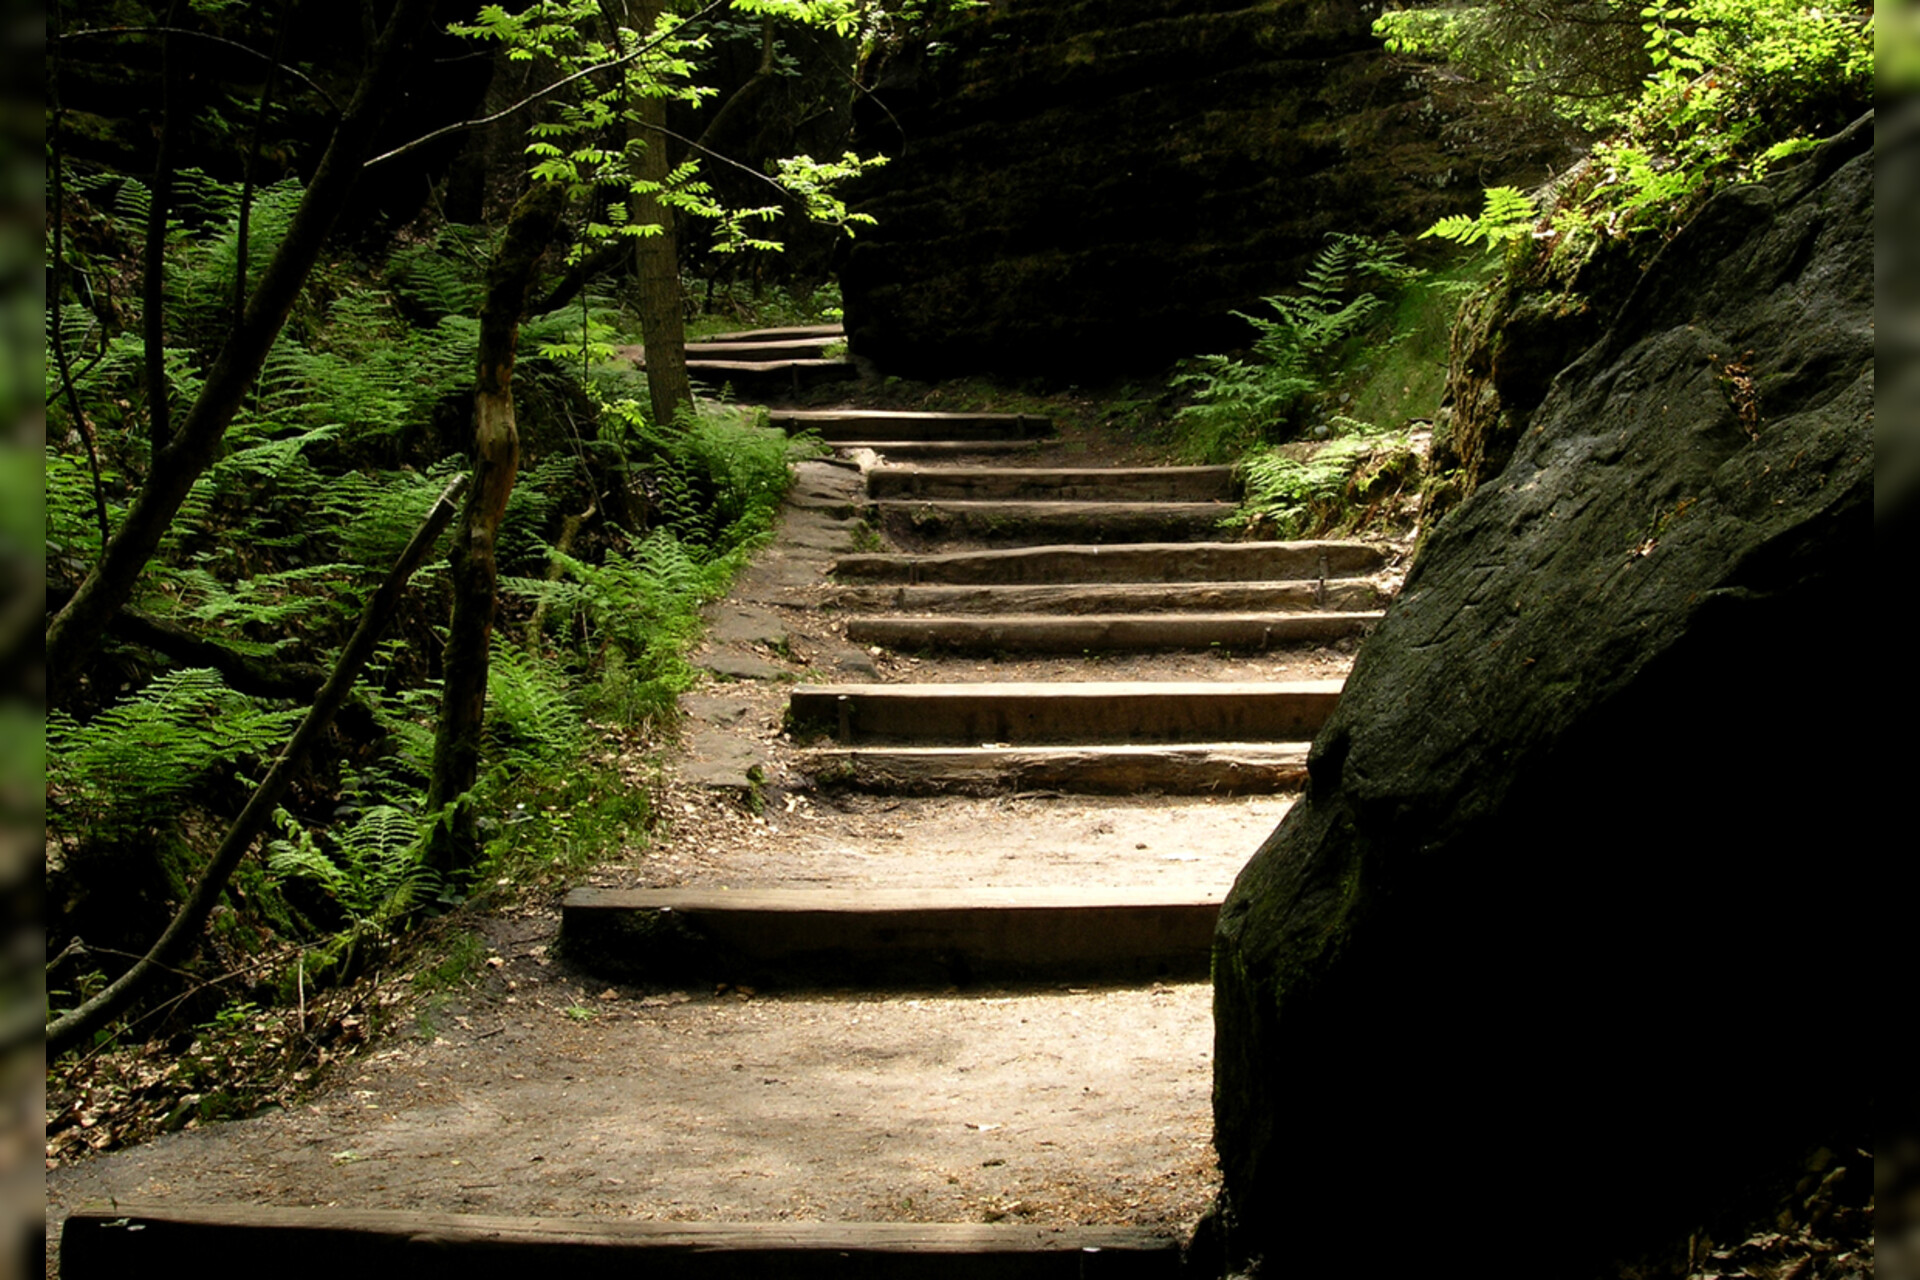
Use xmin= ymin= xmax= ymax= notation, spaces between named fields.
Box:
xmin=822 ymin=579 xmax=1387 ymax=615
xmin=683 ymin=337 xmax=841 ymax=361
xmin=562 ymin=887 xmax=1221 ymax=984
xmin=62 ymin=1205 xmax=1180 ymax=1279
xmin=874 ymin=500 xmax=1234 ymax=549
xmin=866 ymin=466 xmax=1238 ymax=503
xmin=831 ymin=541 xmax=1387 ymax=585
xmin=704 ymin=323 xmax=845 ymax=342
xmin=845 ymin=611 xmax=1383 ymax=653
xmin=831 ymin=440 xmax=1046 ymax=459
xmin=769 ymin=409 xmax=1054 ymax=442
xmin=786 ymin=680 xmax=1342 ymax=745
xmin=799 ymin=742 xmax=1311 ymax=795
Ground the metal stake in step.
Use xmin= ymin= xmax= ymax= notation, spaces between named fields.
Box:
xmin=1316 ymin=551 xmax=1330 ymax=608
xmin=837 ymin=693 xmax=852 ymax=742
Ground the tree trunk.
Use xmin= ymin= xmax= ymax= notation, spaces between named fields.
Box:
xmin=425 ymin=180 xmax=569 ymax=881
xmin=630 ymin=0 xmax=694 ymax=430
xmin=44 ymin=0 xmax=441 ymax=701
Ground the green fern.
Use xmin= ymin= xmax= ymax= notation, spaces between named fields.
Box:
xmin=1422 ymin=186 xmax=1540 ymax=252
xmin=1173 ymin=234 xmax=1418 ymax=461
xmin=484 ymin=643 xmax=586 ymax=780
xmin=268 ymin=804 xmax=439 ymax=930
xmin=1232 ymin=435 xmax=1387 ymax=539
xmin=47 ymin=668 xmax=305 ymax=837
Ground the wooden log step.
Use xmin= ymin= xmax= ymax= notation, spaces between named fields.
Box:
xmin=787 ymin=680 xmax=1341 ymax=745
xmin=833 ymin=440 xmax=1047 ymax=459
xmin=833 ymin=540 xmax=1388 ymax=585
xmin=62 ymin=1205 xmax=1180 ymax=1279
xmin=769 ymin=409 xmax=1054 ymax=443
xmin=824 ymin=579 xmax=1388 ymax=615
xmin=845 ymin=611 xmax=1383 ymax=654
xmin=683 ymin=337 xmax=842 ymax=361
xmin=562 ymin=886 xmax=1220 ymax=985
xmin=867 ymin=465 xmax=1238 ymax=503
xmin=800 ymin=742 xmax=1311 ymax=795
xmin=685 ymin=357 xmax=858 ymax=388
xmin=704 ymin=322 xmax=845 ymax=342
xmin=875 ymin=501 xmax=1233 ymax=548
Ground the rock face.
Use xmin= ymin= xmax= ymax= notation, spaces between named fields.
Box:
xmin=1210 ymin=115 xmax=1872 ymax=1274
xmin=840 ymin=0 xmax=1569 ymax=381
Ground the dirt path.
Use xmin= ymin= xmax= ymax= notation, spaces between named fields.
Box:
xmin=47 ymin=375 xmax=1386 ymax=1271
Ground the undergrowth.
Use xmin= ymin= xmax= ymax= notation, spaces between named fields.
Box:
xmin=1170 ymin=233 xmax=1459 ymax=535
xmin=45 ymin=159 xmax=807 ymax=1127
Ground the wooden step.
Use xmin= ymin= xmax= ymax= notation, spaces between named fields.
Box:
xmin=833 ymin=440 xmax=1046 ymax=459
xmin=770 ymin=409 xmax=1054 ymax=443
xmin=62 ymin=1205 xmax=1180 ymax=1278
xmin=787 ymin=680 xmax=1341 ymax=745
xmin=824 ymin=579 xmax=1388 ymax=615
xmin=686 ymin=358 xmax=858 ymax=394
xmin=562 ymin=886 xmax=1220 ymax=985
xmin=833 ymin=540 xmax=1388 ymax=585
xmin=705 ymin=322 xmax=845 ymax=342
xmin=684 ymin=337 xmax=841 ymax=361
xmin=845 ymin=611 xmax=1383 ymax=654
xmin=875 ymin=500 xmax=1233 ymax=548
xmin=867 ymin=466 xmax=1238 ymax=503
xmin=800 ymin=742 xmax=1310 ymax=795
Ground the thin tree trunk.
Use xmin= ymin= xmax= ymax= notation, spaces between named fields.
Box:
xmin=48 ymin=0 xmax=112 ymax=555
xmin=143 ymin=0 xmax=185 ymax=456
xmin=44 ymin=0 xmax=440 ymax=701
xmin=630 ymin=0 xmax=694 ymax=430
xmin=43 ymin=475 xmax=468 ymax=1060
xmin=425 ymin=180 xmax=568 ymax=880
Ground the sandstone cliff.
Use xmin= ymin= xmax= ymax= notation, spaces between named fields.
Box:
xmin=840 ymin=0 xmax=1569 ymax=380
xmin=1209 ymin=113 xmax=1872 ymax=1273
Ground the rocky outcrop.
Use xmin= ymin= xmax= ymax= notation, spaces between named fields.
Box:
xmin=1208 ymin=114 xmax=1872 ymax=1274
xmin=840 ymin=0 xmax=1571 ymax=381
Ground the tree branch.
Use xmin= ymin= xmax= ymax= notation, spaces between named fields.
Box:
xmin=54 ymin=25 xmax=341 ymax=110
xmin=362 ymin=0 xmax=730 ymax=170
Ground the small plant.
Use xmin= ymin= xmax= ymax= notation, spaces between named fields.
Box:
xmin=1422 ymin=187 xmax=1540 ymax=253
xmin=1231 ymin=431 xmax=1418 ymax=539
xmin=47 ymin=668 xmax=304 ymax=838
xmin=1171 ymin=235 xmax=1420 ymax=462
xmin=267 ymin=804 xmax=440 ymax=971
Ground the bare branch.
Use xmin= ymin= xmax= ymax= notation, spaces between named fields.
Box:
xmin=363 ymin=0 xmax=730 ymax=169
xmin=54 ymin=24 xmax=342 ymax=110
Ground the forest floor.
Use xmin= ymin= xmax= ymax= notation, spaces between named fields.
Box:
xmin=44 ymin=390 xmax=1394 ymax=1274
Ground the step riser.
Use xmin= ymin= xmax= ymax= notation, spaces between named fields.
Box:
xmin=564 ymin=890 xmax=1218 ymax=985
xmin=832 ymin=542 xmax=1387 ymax=585
xmin=824 ymin=581 xmax=1387 ymax=615
xmin=685 ymin=339 xmax=839 ymax=360
xmin=876 ymin=502 xmax=1232 ymax=548
xmin=63 ymin=1208 xmax=1179 ymax=1279
xmin=801 ymin=746 xmax=1309 ymax=795
xmin=770 ymin=411 xmax=1053 ymax=443
xmin=788 ymin=685 xmax=1339 ymax=745
xmin=845 ymin=612 xmax=1379 ymax=653
xmin=687 ymin=360 xmax=858 ymax=393
xmin=706 ymin=323 xmax=845 ymax=342
xmin=832 ymin=441 xmax=1045 ymax=459
xmin=867 ymin=468 xmax=1238 ymax=503
xmin=806 ymin=422 xmax=1051 ymax=443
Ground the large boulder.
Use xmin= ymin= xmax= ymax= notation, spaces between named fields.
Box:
xmin=1210 ymin=114 xmax=1872 ymax=1274
xmin=840 ymin=0 xmax=1570 ymax=381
